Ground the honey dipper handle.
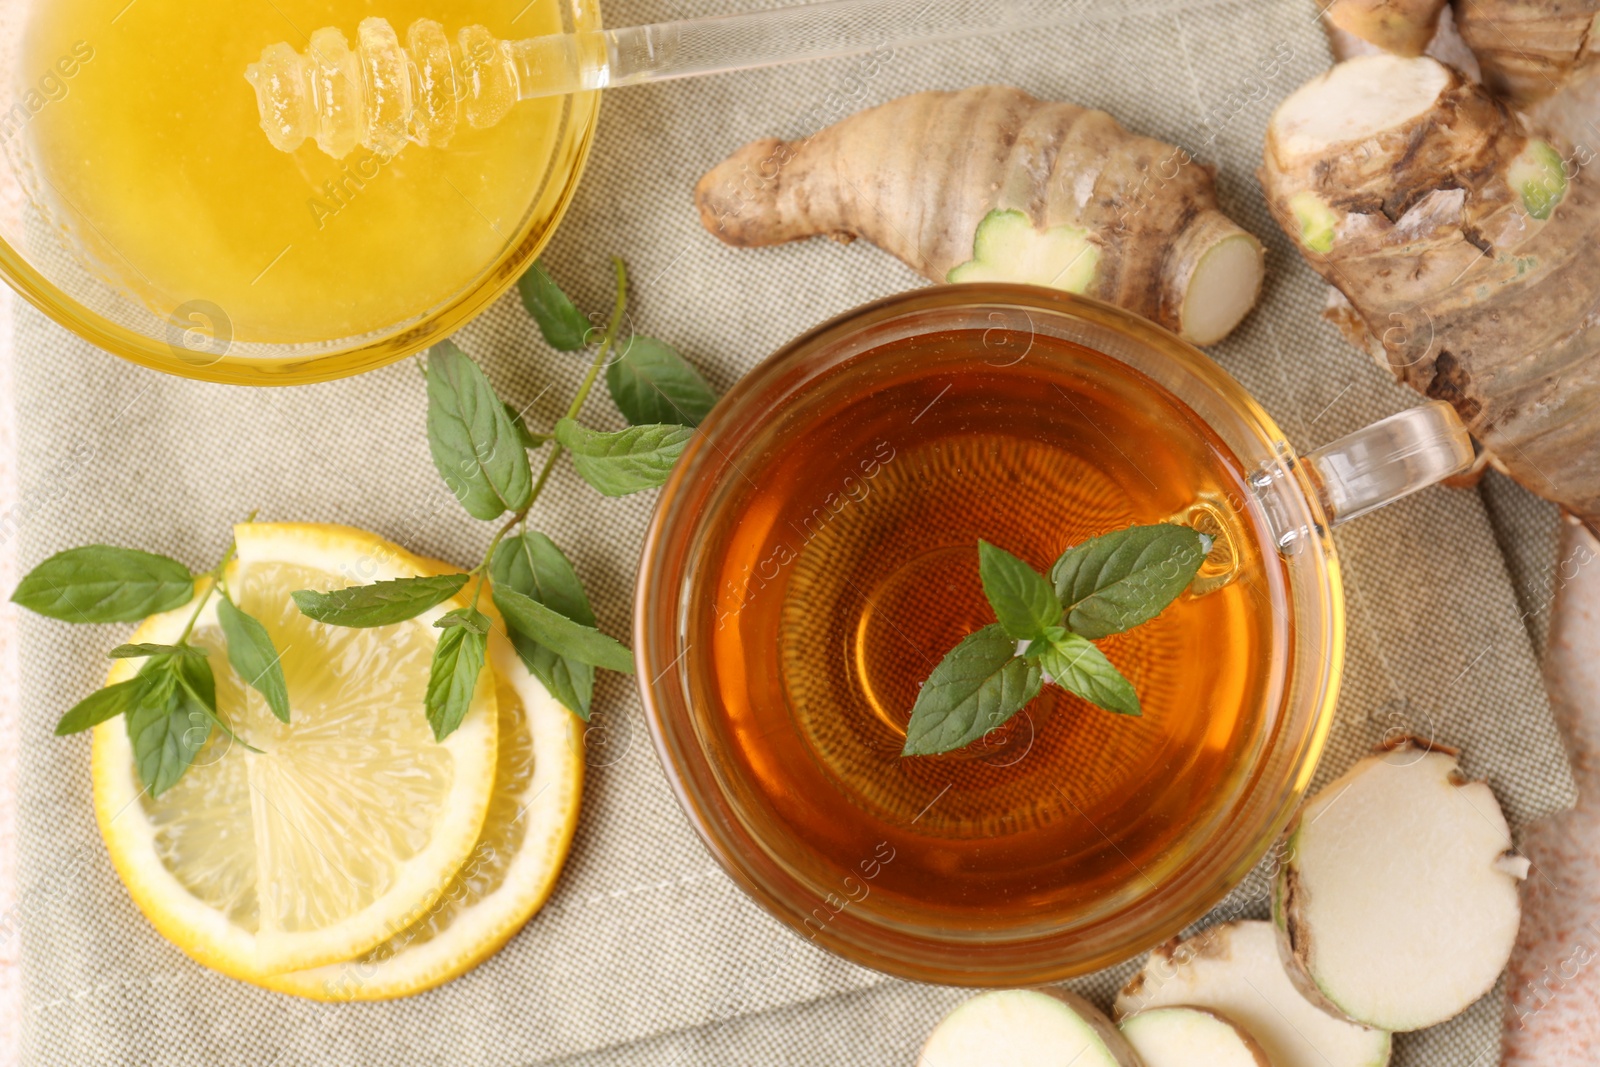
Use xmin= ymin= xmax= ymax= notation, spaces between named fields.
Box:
xmin=508 ymin=0 xmax=1084 ymax=99
xmin=247 ymin=1 xmax=1094 ymax=158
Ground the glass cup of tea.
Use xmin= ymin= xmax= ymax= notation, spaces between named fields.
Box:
xmin=0 ymin=0 xmax=598 ymax=384
xmin=634 ymin=284 xmax=1473 ymax=985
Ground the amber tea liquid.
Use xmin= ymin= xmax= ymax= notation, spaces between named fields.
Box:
xmin=686 ymin=328 xmax=1292 ymax=934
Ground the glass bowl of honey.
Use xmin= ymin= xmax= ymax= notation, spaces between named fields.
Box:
xmin=0 ymin=0 xmax=599 ymax=384
xmin=635 ymin=284 xmax=1473 ymax=984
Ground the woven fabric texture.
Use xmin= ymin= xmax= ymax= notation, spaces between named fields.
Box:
xmin=13 ymin=1 xmax=1574 ymax=1063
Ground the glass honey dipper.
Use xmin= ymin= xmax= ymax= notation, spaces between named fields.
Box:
xmin=245 ymin=0 xmax=1088 ymax=158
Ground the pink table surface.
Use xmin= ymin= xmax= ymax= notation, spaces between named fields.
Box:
xmin=0 ymin=286 xmax=1595 ymax=1063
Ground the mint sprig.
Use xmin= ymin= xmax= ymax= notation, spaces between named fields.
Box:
xmin=292 ymin=255 xmax=716 ymax=727
xmin=16 ymin=522 xmax=285 ymax=796
xmin=14 ymin=257 xmax=716 ymax=792
xmin=903 ymin=524 xmax=1209 ymax=757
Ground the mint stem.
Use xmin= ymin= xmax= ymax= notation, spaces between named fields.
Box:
xmin=476 ymin=256 xmax=631 ymax=590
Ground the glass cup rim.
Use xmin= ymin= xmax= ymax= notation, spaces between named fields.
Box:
xmin=634 ymin=283 xmax=1345 ymax=985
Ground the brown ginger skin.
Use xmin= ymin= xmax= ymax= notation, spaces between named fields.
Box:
xmin=1324 ymin=0 xmax=1449 ymax=56
xmin=1261 ymin=55 xmax=1600 ymax=528
xmin=695 ymin=86 xmax=1263 ymax=345
xmin=1454 ymin=0 xmax=1600 ymax=107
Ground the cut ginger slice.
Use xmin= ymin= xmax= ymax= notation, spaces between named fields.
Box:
xmin=1275 ymin=740 xmax=1526 ymax=1031
xmin=1116 ymin=920 xmax=1391 ymax=1067
xmin=919 ymin=989 xmax=1140 ymax=1066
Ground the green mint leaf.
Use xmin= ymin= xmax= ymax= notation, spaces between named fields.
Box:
xmin=901 ymin=624 xmax=1042 ymax=756
xmin=108 ymin=643 xmax=206 ymax=659
xmin=605 ymin=336 xmax=718 ymax=427
xmin=492 ymin=585 xmax=634 ymax=675
xmin=176 ymin=651 xmax=265 ymax=756
xmin=11 ymin=546 xmax=193 ymax=623
xmin=426 ymin=613 xmax=489 ymax=740
xmin=503 ymin=402 xmax=546 ymax=449
xmin=517 ymin=260 xmax=591 ymax=351
xmin=55 ymin=676 xmax=144 ymax=735
xmin=1051 ymin=524 xmax=1207 ymax=639
xmin=489 ymin=533 xmax=596 ymax=719
xmin=553 ymin=419 xmax=694 ymax=497
xmin=1038 ymin=631 xmax=1140 ymax=717
xmin=977 ymin=541 xmax=1061 ymax=641
xmin=436 ymin=606 xmax=491 ymax=634
xmin=174 ymin=651 xmax=218 ymax=715
xmin=128 ymin=656 xmax=211 ymax=797
xmin=217 ymin=596 xmax=291 ymax=723
xmin=291 ymin=573 xmax=469 ymax=628
xmin=426 ymin=340 xmax=534 ymax=521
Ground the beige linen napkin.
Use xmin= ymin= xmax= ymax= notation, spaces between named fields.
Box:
xmin=13 ymin=1 xmax=1575 ymax=1063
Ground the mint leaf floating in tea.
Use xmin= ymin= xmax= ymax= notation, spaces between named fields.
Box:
xmin=216 ymin=594 xmax=291 ymax=723
xmin=902 ymin=625 xmax=1043 ymax=757
xmin=11 ymin=545 xmax=194 ymax=623
xmin=1035 ymin=630 xmax=1140 ymax=717
xmin=978 ymin=540 xmax=1062 ymax=641
xmin=904 ymin=524 xmax=1209 ymax=757
xmin=291 ymin=573 xmax=471 ymax=628
xmin=1052 ymin=523 xmax=1210 ymax=639
xmin=518 ymin=259 xmax=592 ymax=351
xmin=554 ymin=419 xmax=695 ymax=497
xmin=606 ymin=336 xmax=718 ymax=427
xmin=426 ymin=340 xmax=534 ymax=520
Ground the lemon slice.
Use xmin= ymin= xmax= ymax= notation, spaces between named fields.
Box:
xmin=92 ymin=523 xmax=498 ymax=978
xmin=263 ymin=631 xmax=584 ymax=999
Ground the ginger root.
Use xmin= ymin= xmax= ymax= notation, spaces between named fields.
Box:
xmin=1318 ymin=0 xmax=1600 ymax=150
xmin=1454 ymin=0 xmax=1600 ymax=108
xmin=1323 ymin=0 xmax=1449 ymax=56
xmin=1259 ymin=53 xmax=1600 ymax=526
xmin=695 ymin=86 xmax=1265 ymax=346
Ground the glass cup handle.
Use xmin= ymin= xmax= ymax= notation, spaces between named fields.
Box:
xmin=1302 ymin=400 xmax=1475 ymax=526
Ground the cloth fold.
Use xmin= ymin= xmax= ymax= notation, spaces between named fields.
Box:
xmin=15 ymin=1 xmax=1573 ymax=1063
